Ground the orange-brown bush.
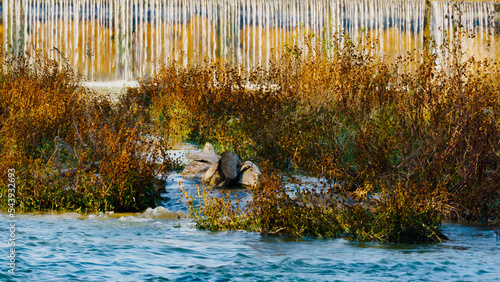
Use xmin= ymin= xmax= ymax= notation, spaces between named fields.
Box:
xmin=183 ymin=172 xmax=447 ymax=243
xmin=152 ymin=32 xmax=500 ymax=239
xmin=0 ymin=50 xmax=177 ymax=212
xmin=0 ymin=50 xmax=80 ymax=158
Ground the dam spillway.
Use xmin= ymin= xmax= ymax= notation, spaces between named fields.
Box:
xmin=2 ymin=0 xmax=499 ymax=81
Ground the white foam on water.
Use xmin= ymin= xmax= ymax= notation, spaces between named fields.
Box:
xmin=118 ymin=207 xmax=186 ymax=222
xmin=87 ymin=213 xmax=111 ymax=220
xmin=141 ymin=206 xmax=186 ymax=220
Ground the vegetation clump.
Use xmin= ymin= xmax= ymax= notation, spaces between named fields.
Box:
xmin=0 ymin=50 xmax=178 ymax=212
xmin=0 ymin=26 xmax=498 ymax=243
xmin=147 ymin=31 xmax=500 ymax=242
xmin=182 ymin=172 xmax=447 ymax=243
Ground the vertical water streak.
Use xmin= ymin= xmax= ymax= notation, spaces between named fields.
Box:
xmin=2 ymin=0 xmax=497 ymax=81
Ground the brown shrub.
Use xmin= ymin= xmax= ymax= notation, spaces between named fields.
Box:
xmin=160 ymin=32 xmax=500 ymax=231
xmin=0 ymin=49 xmax=177 ymax=212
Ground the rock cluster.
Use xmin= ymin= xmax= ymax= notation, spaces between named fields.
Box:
xmin=181 ymin=143 xmax=261 ymax=188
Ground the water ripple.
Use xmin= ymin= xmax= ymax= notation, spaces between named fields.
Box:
xmin=0 ymin=213 xmax=499 ymax=281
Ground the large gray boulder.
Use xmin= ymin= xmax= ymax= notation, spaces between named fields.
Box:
xmin=181 ymin=143 xmax=219 ymax=180
xmin=201 ymin=156 xmax=222 ymax=186
xmin=183 ymin=143 xmax=261 ymax=188
xmin=217 ymin=151 xmax=242 ymax=188
xmin=237 ymin=161 xmax=262 ymax=187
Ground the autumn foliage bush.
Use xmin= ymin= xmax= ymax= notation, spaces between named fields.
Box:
xmin=150 ymin=32 xmax=500 ymax=241
xmin=0 ymin=50 xmax=177 ymax=212
xmin=0 ymin=25 xmax=498 ymax=242
xmin=182 ymin=172 xmax=447 ymax=243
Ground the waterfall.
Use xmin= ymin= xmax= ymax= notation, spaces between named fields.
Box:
xmin=2 ymin=0 xmax=498 ymax=81
xmin=431 ymin=1 xmax=497 ymax=68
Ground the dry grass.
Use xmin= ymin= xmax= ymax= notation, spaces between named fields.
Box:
xmin=0 ymin=49 xmax=179 ymax=212
xmin=146 ymin=31 xmax=500 ymax=242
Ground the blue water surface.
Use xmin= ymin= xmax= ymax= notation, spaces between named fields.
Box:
xmin=1 ymin=203 xmax=499 ymax=281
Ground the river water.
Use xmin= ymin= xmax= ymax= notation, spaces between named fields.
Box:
xmin=2 ymin=143 xmax=500 ymax=281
